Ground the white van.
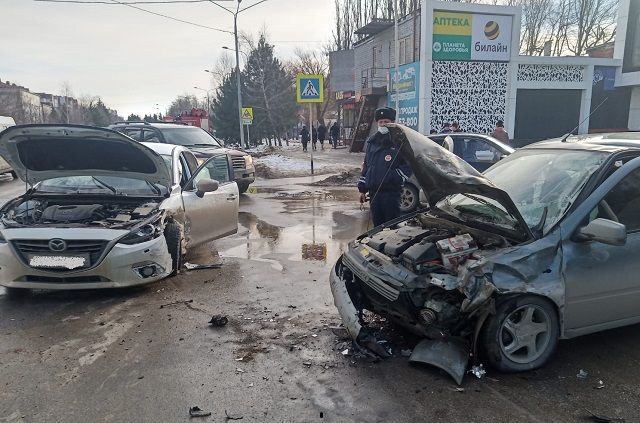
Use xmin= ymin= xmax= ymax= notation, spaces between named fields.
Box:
xmin=0 ymin=116 xmax=16 ymax=177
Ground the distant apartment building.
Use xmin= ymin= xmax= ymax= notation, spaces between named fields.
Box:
xmin=0 ymin=80 xmax=45 ymax=124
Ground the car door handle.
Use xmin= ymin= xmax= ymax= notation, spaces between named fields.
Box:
xmin=226 ymin=195 xmax=237 ymax=201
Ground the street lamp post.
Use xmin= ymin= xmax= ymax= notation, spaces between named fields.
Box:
xmin=209 ymin=0 xmax=269 ymax=149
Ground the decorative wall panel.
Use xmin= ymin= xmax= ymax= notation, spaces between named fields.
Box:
xmin=430 ymin=61 xmax=508 ymax=133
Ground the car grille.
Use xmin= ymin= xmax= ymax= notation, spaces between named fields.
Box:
xmin=232 ymin=157 xmax=246 ymax=170
xmin=12 ymin=240 xmax=109 ymax=271
xmin=343 ymin=253 xmax=400 ymax=301
xmin=19 ymin=275 xmax=109 ymax=283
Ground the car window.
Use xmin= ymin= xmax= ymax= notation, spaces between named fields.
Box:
xmin=591 ymin=167 xmax=640 ymax=232
xmin=183 ymin=151 xmax=199 ymax=174
xmin=462 ymin=138 xmax=500 ymax=163
xmin=159 ymin=127 xmax=222 ymax=147
xmin=142 ymin=129 xmax=161 ymax=143
xmin=191 ymin=155 xmax=230 ymax=188
xmin=178 ymin=154 xmax=191 ymax=186
xmin=120 ymin=128 xmax=142 ymax=141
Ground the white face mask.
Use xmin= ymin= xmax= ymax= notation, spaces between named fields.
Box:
xmin=378 ymin=126 xmax=389 ymax=135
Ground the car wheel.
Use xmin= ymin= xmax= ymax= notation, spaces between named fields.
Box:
xmin=399 ymin=184 xmax=419 ymax=213
xmin=237 ymin=182 xmax=249 ymax=194
xmin=481 ymin=295 xmax=559 ymax=372
xmin=164 ymin=222 xmax=183 ymax=275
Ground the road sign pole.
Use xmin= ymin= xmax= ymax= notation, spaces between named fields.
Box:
xmin=309 ymin=103 xmax=314 ymax=175
xmin=246 ymin=124 xmax=250 ymax=146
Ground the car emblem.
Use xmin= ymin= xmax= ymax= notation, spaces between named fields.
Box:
xmin=48 ymin=239 xmax=67 ymax=252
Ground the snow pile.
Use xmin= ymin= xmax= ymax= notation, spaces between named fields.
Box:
xmin=254 ymin=154 xmax=330 ymax=178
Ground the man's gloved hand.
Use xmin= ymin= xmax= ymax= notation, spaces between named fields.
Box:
xmin=359 ymin=193 xmax=367 ymax=204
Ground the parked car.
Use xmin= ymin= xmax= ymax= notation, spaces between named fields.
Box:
xmin=108 ymin=121 xmax=255 ymax=193
xmin=0 ymin=124 xmax=239 ymax=293
xmin=0 ymin=116 xmax=17 ymax=178
xmin=399 ymin=133 xmax=514 ymax=212
xmin=331 ymin=125 xmax=640 ymax=384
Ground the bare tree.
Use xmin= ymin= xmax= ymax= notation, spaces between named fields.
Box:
xmin=207 ymin=53 xmax=235 ymax=91
xmin=289 ymin=48 xmax=335 ymax=124
xmin=566 ymin=0 xmax=617 ymax=56
xmin=519 ymin=0 xmax=553 ymax=55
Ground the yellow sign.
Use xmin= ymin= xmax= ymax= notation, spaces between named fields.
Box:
xmin=296 ymin=74 xmax=324 ymax=103
xmin=241 ymin=107 xmax=253 ymax=121
xmin=433 ymin=11 xmax=472 ymax=36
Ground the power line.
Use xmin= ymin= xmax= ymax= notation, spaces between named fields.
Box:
xmin=34 ymin=0 xmax=226 ymax=4
xmin=34 ymin=0 xmax=235 ymax=34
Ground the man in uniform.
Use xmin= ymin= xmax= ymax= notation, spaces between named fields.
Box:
xmin=358 ymin=107 xmax=412 ymax=227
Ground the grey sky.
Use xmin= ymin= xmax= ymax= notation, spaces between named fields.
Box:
xmin=0 ymin=0 xmax=333 ymax=117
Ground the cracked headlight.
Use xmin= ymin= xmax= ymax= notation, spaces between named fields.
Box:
xmin=244 ymin=155 xmax=253 ymax=166
xmin=118 ymin=222 xmax=162 ymax=245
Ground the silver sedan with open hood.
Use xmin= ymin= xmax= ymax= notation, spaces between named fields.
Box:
xmin=0 ymin=125 xmax=238 ymax=291
xmin=331 ymin=125 xmax=640 ymax=384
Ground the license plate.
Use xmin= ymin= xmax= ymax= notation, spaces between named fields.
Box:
xmin=28 ymin=254 xmax=89 ymax=270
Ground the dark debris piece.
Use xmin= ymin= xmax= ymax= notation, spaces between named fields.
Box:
xmin=209 ymin=315 xmax=229 ymax=327
xmin=189 ymin=406 xmax=212 ymax=418
xmin=584 ymin=410 xmax=625 ymax=423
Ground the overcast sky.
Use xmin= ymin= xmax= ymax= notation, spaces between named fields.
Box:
xmin=0 ymin=0 xmax=333 ymax=117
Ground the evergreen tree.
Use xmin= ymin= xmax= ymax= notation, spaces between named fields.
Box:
xmin=127 ymin=113 xmax=142 ymax=121
xmin=243 ymin=35 xmax=297 ymax=147
xmin=211 ymin=73 xmax=240 ymax=144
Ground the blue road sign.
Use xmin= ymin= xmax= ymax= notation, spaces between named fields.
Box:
xmin=296 ymin=74 xmax=324 ymax=103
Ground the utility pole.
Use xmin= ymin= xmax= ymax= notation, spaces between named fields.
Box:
xmin=393 ymin=0 xmax=400 ymax=112
xmin=210 ymin=0 xmax=269 ymax=149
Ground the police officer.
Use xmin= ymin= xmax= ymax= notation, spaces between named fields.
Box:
xmin=358 ymin=107 xmax=412 ymax=227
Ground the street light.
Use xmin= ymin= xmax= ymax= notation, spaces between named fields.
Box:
xmin=209 ymin=0 xmax=270 ymax=148
xmin=222 ymin=46 xmax=248 ymax=60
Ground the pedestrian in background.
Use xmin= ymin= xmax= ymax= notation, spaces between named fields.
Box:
xmin=330 ymin=122 xmax=340 ymax=148
xmin=311 ymin=125 xmax=318 ymax=151
xmin=317 ymin=123 xmax=327 ymax=150
xmin=440 ymin=122 xmax=452 ymax=133
xmin=358 ymin=107 xmax=412 ymax=227
xmin=452 ymin=121 xmax=462 ymax=132
xmin=429 ymin=129 xmax=437 ymax=135
xmin=300 ymin=125 xmax=310 ymax=152
xmin=490 ymin=120 xmax=510 ymax=145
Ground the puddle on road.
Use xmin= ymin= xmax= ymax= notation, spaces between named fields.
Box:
xmin=246 ymin=187 xmax=360 ymax=203
xmin=219 ymin=207 xmax=369 ymax=265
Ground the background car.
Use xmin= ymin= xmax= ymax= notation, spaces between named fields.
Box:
xmin=0 ymin=125 xmax=239 ymax=293
xmin=109 ymin=121 xmax=255 ymax=193
xmin=399 ymin=133 xmax=514 ymax=213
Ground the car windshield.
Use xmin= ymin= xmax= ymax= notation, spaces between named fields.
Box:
xmin=438 ymin=149 xmax=607 ymax=234
xmin=160 ymin=127 xmax=221 ymax=147
xmin=37 ymin=176 xmax=165 ymax=196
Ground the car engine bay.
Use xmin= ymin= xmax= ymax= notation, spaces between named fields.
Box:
xmin=0 ymin=196 xmax=161 ymax=229
xmin=342 ymin=213 xmax=512 ymax=338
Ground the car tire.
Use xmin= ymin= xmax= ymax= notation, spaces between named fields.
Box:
xmin=237 ymin=182 xmax=249 ymax=194
xmin=480 ymin=295 xmax=559 ymax=372
xmin=164 ymin=222 xmax=183 ymax=275
xmin=399 ymin=183 xmax=419 ymax=213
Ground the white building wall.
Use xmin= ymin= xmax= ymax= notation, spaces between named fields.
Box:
xmin=629 ymin=87 xmax=640 ymax=131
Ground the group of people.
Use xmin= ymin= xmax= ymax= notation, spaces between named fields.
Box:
xmin=299 ymin=122 xmax=341 ymax=152
xmin=431 ymin=120 xmax=510 ymax=145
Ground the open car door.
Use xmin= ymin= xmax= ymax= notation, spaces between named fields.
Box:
xmin=181 ymin=154 xmax=239 ymax=247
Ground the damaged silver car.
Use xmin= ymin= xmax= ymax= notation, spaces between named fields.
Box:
xmin=0 ymin=125 xmax=238 ymax=292
xmin=331 ymin=125 xmax=640 ymax=383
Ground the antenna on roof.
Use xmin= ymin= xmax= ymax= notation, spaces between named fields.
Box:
xmin=562 ymin=97 xmax=609 ymax=142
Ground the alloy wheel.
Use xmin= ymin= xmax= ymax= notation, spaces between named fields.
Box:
xmin=499 ymin=304 xmax=552 ymax=364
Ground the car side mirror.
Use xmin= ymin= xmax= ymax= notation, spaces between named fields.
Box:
xmin=195 ymin=178 xmax=219 ymax=197
xmin=576 ymin=218 xmax=627 ymax=246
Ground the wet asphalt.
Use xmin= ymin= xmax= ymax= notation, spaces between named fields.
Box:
xmin=1 ymin=175 xmax=640 ymax=423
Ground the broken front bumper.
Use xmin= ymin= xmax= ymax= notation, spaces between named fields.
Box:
xmin=330 ymin=256 xmax=471 ymax=384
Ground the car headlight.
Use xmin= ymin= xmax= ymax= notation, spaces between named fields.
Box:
xmin=244 ymin=155 xmax=253 ymax=166
xmin=118 ymin=222 xmax=162 ymax=245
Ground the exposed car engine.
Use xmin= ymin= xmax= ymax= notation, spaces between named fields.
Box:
xmin=1 ymin=197 xmax=161 ymax=228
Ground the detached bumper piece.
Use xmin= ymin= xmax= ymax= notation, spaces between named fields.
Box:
xmin=409 ymin=338 xmax=470 ymax=385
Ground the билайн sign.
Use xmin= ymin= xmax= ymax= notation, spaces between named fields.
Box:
xmin=432 ymin=11 xmax=513 ymax=61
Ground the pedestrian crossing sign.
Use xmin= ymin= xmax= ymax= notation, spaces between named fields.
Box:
xmin=241 ymin=107 xmax=253 ymax=125
xmin=296 ymin=74 xmax=324 ymax=103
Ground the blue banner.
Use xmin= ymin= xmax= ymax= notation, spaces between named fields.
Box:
xmin=389 ymin=62 xmax=420 ymax=131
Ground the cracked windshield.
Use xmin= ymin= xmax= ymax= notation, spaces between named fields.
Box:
xmin=2 ymin=0 xmax=639 ymax=422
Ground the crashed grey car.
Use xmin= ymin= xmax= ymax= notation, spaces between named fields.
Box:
xmin=331 ymin=125 xmax=640 ymax=383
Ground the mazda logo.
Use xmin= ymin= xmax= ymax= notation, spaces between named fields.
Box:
xmin=48 ymin=239 xmax=67 ymax=252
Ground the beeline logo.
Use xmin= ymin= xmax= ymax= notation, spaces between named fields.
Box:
xmin=484 ymin=21 xmax=500 ymax=40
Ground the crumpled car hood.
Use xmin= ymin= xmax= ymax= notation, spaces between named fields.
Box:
xmin=0 ymin=124 xmax=172 ymax=188
xmin=387 ymin=124 xmax=533 ymax=240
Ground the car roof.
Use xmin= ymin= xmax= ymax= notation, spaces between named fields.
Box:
xmin=109 ymin=122 xmax=190 ymax=129
xmin=523 ymin=132 xmax=640 ymax=153
xmin=428 ymin=132 xmax=515 ymax=153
